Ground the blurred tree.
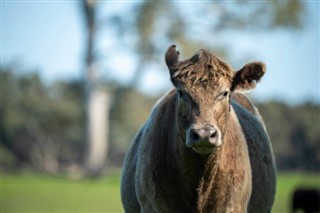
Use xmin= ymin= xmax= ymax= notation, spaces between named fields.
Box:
xmin=258 ymin=102 xmax=320 ymax=171
xmin=0 ymin=68 xmax=84 ymax=174
xmin=129 ymin=0 xmax=305 ymax=71
xmin=109 ymin=89 xmax=158 ymax=167
xmin=214 ymin=1 xmax=304 ymax=30
xmin=82 ymin=0 xmax=111 ymax=178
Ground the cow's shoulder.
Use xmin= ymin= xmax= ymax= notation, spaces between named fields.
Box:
xmin=231 ymin=92 xmax=256 ymax=115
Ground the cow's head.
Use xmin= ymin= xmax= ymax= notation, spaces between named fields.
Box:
xmin=165 ymin=45 xmax=266 ymax=154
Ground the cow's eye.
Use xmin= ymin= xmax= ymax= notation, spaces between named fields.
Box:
xmin=217 ymin=91 xmax=229 ymax=101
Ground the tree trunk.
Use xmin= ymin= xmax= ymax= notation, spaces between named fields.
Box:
xmin=84 ymin=88 xmax=111 ymax=177
xmin=82 ymin=0 xmax=109 ymax=177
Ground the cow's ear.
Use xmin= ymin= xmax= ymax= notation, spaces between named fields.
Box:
xmin=165 ymin=44 xmax=180 ymax=77
xmin=231 ymin=62 xmax=266 ymax=92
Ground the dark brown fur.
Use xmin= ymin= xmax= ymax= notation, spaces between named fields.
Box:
xmin=121 ymin=45 xmax=276 ymax=213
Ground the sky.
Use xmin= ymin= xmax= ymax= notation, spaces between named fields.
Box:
xmin=1 ymin=1 xmax=319 ymax=105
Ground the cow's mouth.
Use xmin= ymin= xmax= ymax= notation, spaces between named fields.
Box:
xmin=192 ymin=146 xmax=214 ymax=155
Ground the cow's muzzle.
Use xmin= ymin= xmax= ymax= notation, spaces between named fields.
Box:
xmin=186 ymin=125 xmax=221 ymax=154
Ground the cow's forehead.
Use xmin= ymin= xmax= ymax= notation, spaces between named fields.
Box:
xmin=173 ymin=49 xmax=234 ymax=90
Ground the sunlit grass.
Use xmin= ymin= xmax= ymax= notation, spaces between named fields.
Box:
xmin=1 ymin=172 xmax=319 ymax=213
xmin=272 ymin=172 xmax=320 ymax=213
xmin=1 ymin=173 xmax=123 ymax=213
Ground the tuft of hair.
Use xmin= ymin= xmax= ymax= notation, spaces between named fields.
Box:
xmin=172 ymin=49 xmax=234 ymax=88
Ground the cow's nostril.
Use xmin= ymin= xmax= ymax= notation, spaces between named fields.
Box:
xmin=210 ymin=130 xmax=217 ymax=139
xmin=190 ymin=130 xmax=200 ymax=142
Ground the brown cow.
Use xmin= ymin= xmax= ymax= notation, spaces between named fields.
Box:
xmin=121 ymin=45 xmax=276 ymax=213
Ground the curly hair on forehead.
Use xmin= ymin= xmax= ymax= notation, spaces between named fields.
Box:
xmin=172 ymin=49 xmax=234 ymax=88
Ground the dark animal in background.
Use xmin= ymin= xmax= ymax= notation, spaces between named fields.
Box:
xmin=121 ymin=45 xmax=277 ymax=212
xmin=292 ymin=188 xmax=320 ymax=213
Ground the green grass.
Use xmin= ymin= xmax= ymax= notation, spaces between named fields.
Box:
xmin=1 ymin=172 xmax=319 ymax=213
xmin=272 ymin=172 xmax=320 ymax=213
xmin=1 ymin=173 xmax=123 ymax=213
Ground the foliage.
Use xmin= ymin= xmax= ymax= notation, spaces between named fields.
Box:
xmin=0 ymin=68 xmax=158 ymax=172
xmin=258 ymin=101 xmax=320 ymax=171
xmin=2 ymin=173 xmax=319 ymax=213
xmin=1 ymin=68 xmax=85 ymax=173
xmin=103 ymin=1 xmax=305 ymax=88
xmin=108 ymin=87 xmax=158 ymax=167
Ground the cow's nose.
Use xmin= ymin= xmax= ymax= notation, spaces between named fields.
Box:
xmin=189 ymin=126 xmax=220 ymax=147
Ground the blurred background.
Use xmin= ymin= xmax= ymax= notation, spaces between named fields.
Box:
xmin=1 ymin=1 xmax=319 ymax=212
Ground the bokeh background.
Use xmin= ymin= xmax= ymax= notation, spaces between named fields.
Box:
xmin=1 ymin=1 xmax=319 ymax=213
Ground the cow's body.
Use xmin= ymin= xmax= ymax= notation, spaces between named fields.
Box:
xmin=121 ymin=45 xmax=276 ymax=212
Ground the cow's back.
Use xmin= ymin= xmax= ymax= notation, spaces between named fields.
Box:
xmin=232 ymin=94 xmax=277 ymax=213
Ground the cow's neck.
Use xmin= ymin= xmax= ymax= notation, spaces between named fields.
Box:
xmin=197 ymin=108 xmax=252 ymax=213
xmin=175 ymin=122 xmax=208 ymax=209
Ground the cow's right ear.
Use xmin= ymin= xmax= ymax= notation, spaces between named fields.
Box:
xmin=231 ymin=62 xmax=266 ymax=92
xmin=165 ymin=44 xmax=180 ymax=78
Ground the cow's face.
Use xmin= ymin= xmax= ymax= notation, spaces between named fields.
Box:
xmin=165 ymin=45 xmax=266 ymax=154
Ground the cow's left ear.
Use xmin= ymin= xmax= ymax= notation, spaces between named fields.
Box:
xmin=231 ymin=62 xmax=266 ymax=92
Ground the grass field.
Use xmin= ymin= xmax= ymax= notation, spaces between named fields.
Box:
xmin=1 ymin=173 xmax=123 ymax=213
xmin=1 ymin=172 xmax=319 ymax=213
